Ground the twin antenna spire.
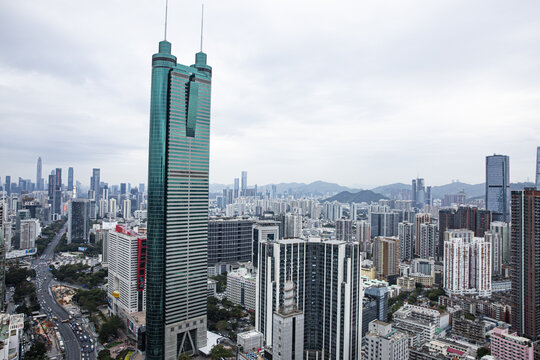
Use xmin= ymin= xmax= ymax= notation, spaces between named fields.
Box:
xmin=164 ymin=0 xmax=168 ymax=41
xmin=164 ymin=0 xmax=205 ymax=52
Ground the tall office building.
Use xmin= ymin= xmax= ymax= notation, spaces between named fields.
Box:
xmin=0 ymin=229 xmax=5 ymax=310
xmin=68 ymin=167 xmax=74 ymax=192
xmin=252 ymin=221 xmax=279 ymax=268
xmin=0 ymin=202 xmax=5 ymax=231
xmin=146 ymin=35 xmax=212 ymax=358
xmin=256 ymin=238 xmax=363 ymax=359
xmin=398 ymin=222 xmax=413 ymax=261
xmin=36 ymin=157 xmax=42 ymax=190
xmin=68 ymin=199 xmax=89 ymax=244
xmin=207 ymin=218 xmax=255 ymax=266
xmin=234 ymin=178 xmax=239 ymax=198
xmin=412 ymin=178 xmax=426 ymax=209
xmin=486 ymin=154 xmax=510 ymax=222
xmin=52 ymin=168 xmax=62 ymax=215
xmin=108 ymin=225 xmax=147 ymax=315
xmin=48 ymin=174 xmax=55 ymax=199
xmin=511 ymin=188 xmax=540 ymax=340
xmin=241 ymin=171 xmax=247 ymax=195
xmin=536 ymin=147 xmax=540 ymax=188
xmin=91 ymin=168 xmax=101 ymax=201
xmin=4 ymin=176 xmax=10 ymax=196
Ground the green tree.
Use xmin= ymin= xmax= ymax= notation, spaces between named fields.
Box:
xmin=210 ymin=274 xmax=227 ymax=293
xmin=178 ymin=353 xmax=192 ymax=360
xmin=210 ymin=345 xmax=234 ymax=360
xmin=216 ymin=320 xmax=227 ymax=333
xmin=477 ymin=347 xmax=490 ymax=359
xmin=98 ymin=316 xmax=123 ymax=343
xmin=24 ymin=341 xmax=47 ymax=360
xmin=98 ymin=349 xmax=113 ymax=360
xmin=72 ymin=289 xmax=107 ymax=313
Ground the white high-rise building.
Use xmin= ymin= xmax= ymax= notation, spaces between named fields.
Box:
xmin=20 ymin=219 xmax=40 ymax=249
xmin=109 ymin=198 xmax=117 ymax=218
xmin=324 ymin=201 xmax=342 ymax=222
xmin=107 ymin=225 xmax=146 ymax=315
xmin=356 ymin=220 xmax=371 ymax=252
xmin=349 ymin=202 xmax=358 ymax=220
xmin=122 ymin=199 xmax=131 ymax=219
xmin=252 ymin=221 xmax=279 ymax=269
xmin=398 ymin=222 xmax=414 ymax=261
xmin=271 ymin=281 xmax=304 ymax=360
xmin=98 ymin=199 xmax=108 ymax=218
xmin=469 ymin=238 xmax=492 ymax=296
xmin=365 ymin=320 xmax=409 ymax=360
xmin=419 ymin=223 xmax=438 ymax=259
xmin=443 ymin=235 xmax=491 ymax=297
xmin=484 ymin=231 xmax=502 ymax=277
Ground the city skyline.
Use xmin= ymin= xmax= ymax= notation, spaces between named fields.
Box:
xmin=1 ymin=1 xmax=540 ymax=186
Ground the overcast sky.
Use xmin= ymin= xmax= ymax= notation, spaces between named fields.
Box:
xmin=1 ymin=1 xmax=539 ymax=188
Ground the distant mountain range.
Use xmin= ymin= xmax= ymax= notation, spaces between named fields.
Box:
xmin=210 ymin=180 xmax=536 ymax=199
xmin=324 ymin=190 xmax=387 ymax=203
xmin=211 ymin=181 xmax=360 ymax=197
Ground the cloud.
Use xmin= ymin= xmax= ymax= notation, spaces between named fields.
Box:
xmin=1 ymin=0 xmax=539 ymax=188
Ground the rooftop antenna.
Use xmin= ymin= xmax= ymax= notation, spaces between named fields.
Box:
xmin=164 ymin=0 xmax=169 ymax=40
xmin=200 ymin=3 xmax=204 ymax=52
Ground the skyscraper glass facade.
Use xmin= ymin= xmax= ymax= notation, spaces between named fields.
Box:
xmin=486 ymin=154 xmax=510 ymax=222
xmin=146 ymin=40 xmax=211 ymax=359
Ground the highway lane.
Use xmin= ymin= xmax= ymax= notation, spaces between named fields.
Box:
xmin=30 ymin=223 xmax=96 ymax=360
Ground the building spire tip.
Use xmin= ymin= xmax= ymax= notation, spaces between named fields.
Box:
xmin=164 ymin=0 xmax=169 ymax=41
xmin=200 ymin=3 xmax=204 ymax=52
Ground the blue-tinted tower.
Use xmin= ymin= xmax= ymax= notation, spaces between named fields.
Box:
xmin=146 ymin=37 xmax=212 ymax=359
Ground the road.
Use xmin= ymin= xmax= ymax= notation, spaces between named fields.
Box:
xmin=30 ymin=224 xmax=96 ymax=360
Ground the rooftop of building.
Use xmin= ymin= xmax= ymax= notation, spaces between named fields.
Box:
xmin=237 ymin=330 xmax=263 ymax=340
xmin=199 ymin=331 xmax=227 ymax=356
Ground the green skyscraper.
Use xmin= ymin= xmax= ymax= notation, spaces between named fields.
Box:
xmin=146 ymin=34 xmax=212 ymax=359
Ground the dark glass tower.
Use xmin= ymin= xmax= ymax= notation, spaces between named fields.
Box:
xmin=68 ymin=167 xmax=74 ymax=192
xmin=91 ymin=168 xmax=100 ymax=200
xmin=511 ymin=188 xmax=540 ymax=340
xmin=486 ymin=154 xmax=510 ymax=221
xmin=36 ymin=157 xmax=42 ymax=190
xmin=146 ymin=39 xmax=212 ymax=359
